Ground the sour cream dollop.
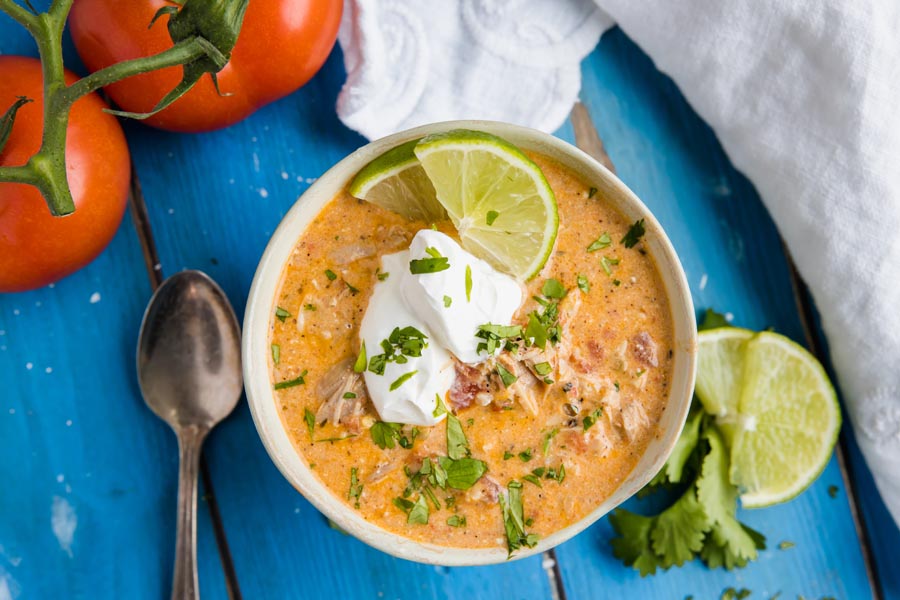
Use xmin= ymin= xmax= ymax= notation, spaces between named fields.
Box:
xmin=358 ymin=230 xmax=522 ymax=425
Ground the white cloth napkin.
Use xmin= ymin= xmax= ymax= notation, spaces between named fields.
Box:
xmin=335 ymin=0 xmax=900 ymax=526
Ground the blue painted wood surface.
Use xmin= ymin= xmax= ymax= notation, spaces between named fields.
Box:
xmin=1 ymin=12 xmax=897 ymax=600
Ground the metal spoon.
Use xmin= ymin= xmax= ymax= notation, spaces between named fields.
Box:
xmin=137 ymin=270 xmax=242 ymax=600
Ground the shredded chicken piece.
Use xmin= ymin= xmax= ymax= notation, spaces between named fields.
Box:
xmin=615 ymin=399 xmax=649 ymax=441
xmin=315 ymin=358 xmax=368 ymax=430
xmin=465 ymin=475 xmax=501 ymax=504
xmin=328 ymin=243 xmax=377 ymax=265
xmin=496 ymin=353 xmax=542 ymax=415
xmin=631 ymin=331 xmax=659 ymax=367
xmin=612 ymin=340 xmax=629 ymax=372
xmin=367 ymin=461 xmax=397 ymax=484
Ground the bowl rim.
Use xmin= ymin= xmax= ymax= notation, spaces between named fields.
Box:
xmin=242 ymin=120 xmax=697 ymax=566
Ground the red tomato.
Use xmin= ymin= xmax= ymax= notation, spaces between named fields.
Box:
xmin=0 ymin=57 xmax=131 ymax=293
xmin=69 ymin=0 xmax=343 ymax=133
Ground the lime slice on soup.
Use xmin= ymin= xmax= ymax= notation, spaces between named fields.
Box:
xmin=349 ymin=139 xmax=448 ymax=223
xmin=728 ymin=331 xmax=840 ymax=508
xmin=414 ymin=130 xmax=558 ymax=280
xmin=695 ymin=327 xmax=755 ymax=445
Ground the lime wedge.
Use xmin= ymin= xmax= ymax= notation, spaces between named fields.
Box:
xmin=413 ymin=130 xmax=558 ymax=280
xmin=695 ymin=327 xmax=755 ymax=445
xmin=729 ymin=331 xmax=841 ymax=508
xmin=349 ymin=139 xmax=447 ymax=223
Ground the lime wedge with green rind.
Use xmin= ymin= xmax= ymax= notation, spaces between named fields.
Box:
xmin=695 ymin=327 xmax=755 ymax=445
xmin=728 ymin=331 xmax=841 ymax=508
xmin=413 ymin=129 xmax=558 ymax=280
xmin=349 ymin=139 xmax=447 ymax=223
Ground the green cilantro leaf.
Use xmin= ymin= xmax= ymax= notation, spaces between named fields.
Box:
xmin=541 ymin=278 xmax=567 ymax=299
xmin=577 ymin=274 xmax=590 ymax=293
xmin=407 ymin=495 xmax=429 ymax=524
xmin=465 ymin=265 xmax=473 ymax=302
xmin=608 ymin=509 xmax=661 ymax=577
xmin=621 ymin=218 xmax=646 ymax=248
xmin=370 ymin=421 xmax=403 ymax=449
xmin=447 ymin=514 xmax=467 ymax=527
xmin=271 ymin=343 xmax=281 ymax=365
xmin=446 ymin=414 xmax=469 ymax=460
xmin=587 ymin=232 xmax=611 ymax=252
xmin=324 ymin=269 xmax=337 ymax=281
xmin=650 ymin=487 xmax=709 ymax=568
xmin=304 ymin=408 xmax=315 ymax=439
xmin=442 ymin=456 xmax=487 ymax=490
xmin=348 ymin=467 xmax=363 ymax=509
xmin=353 ymin=341 xmax=367 ymax=373
xmin=699 ymin=308 xmax=730 ymax=331
xmin=496 ymin=363 xmax=518 ymax=386
xmin=410 ymin=256 xmax=450 ymax=274
xmin=389 ymin=370 xmax=418 ymax=391
xmin=275 ymin=306 xmax=291 ymax=322
xmin=443 ymin=295 xmax=452 ymax=307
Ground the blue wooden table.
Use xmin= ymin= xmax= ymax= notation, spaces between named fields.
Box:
xmin=1 ymin=17 xmax=897 ymax=600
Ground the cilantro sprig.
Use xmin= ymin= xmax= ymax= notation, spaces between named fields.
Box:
xmin=608 ymin=403 xmax=766 ymax=576
xmin=367 ymin=326 xmax=428 ymax=375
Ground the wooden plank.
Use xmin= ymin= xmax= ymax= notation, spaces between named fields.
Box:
xmin=0 ymin=24 xmax=228 ymax=600
xmin=123 ymin=50 xmax=553 ymax=599
xmin=551 ymin=28 xmax=875 ymax=599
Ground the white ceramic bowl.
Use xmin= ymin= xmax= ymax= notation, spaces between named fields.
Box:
xmin=243 ymin=120 xmax=697 ymax=565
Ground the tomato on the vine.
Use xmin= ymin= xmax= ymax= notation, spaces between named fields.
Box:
xmin=69 ymin=0 xmax=343 ymax=133
xmin=0 ymin=57 xmax=131 ymax=293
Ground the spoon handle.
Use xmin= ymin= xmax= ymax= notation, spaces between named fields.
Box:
xmin=172 ymin=425 xmax=207 ymax=600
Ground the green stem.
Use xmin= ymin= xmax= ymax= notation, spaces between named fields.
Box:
xmin=0 ymin=0 xmax=39 ymax=35
xmin=64 ymin=38 xmax=209 ymax=103
xmin=0 ymin=164 xmax=39 ymax=185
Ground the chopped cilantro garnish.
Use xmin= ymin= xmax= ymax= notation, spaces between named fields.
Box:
xmin=583 ymin=407 xmax=603 ymax=430
xmin=271 ymin=343 xmax=281 ymax=365
xmin=410 ymin=249 xmax=450 ymax=274
xmin=447 ymin=514 xmax=467 ymax=527
xmin=541 ymin=278 xmax=567 ymax=299
xmin=600 ymin=255 xmax=620 ymax=275
xmin=522 ymin=473 xmax=542 ymax=487
xmin=304 ymin=303 xmax=316 ymax=311
xmin=475 ymin=323 xmax=523 ymax=356
xmin=371 ymin=421 xmax=404 ymax=449
xmin=348 ymin=467 xmax=363 ymax=509
xmin=389 ymin=370 xmax=418 ymax=391
xmin=465 ymin=265 xmax=473 ymax=302
xmin=443 ymin=456 xmax=487 ymax=489
xmin=533 ymin=362 xmax=552 ymax=376
xmin=377 ymin=270 xmax=390 ymax=281
xmin=274 ymin=370 xmax=307 ymax=390
xmin=503 ymin=451 xmax=514 ymax=460
xmin=443 ymin=295 xmax=452 ymax=308
xmin=368 ymin=326 xmax=428 ymax=375
xmin=621 ymin=219 xmax=646 ymax=248
xmin=275 ymin=306 xmax=291 ymax=322
xmin=446 ymin=414 xmax=469 ymax=460
xmin=588 ymin=187 xmax=598 ymax=198
xmin=304 ymin=408 xmax=315 ymax=439
xmin=486 ymin=210 xmax=500 ymax=225
xmin=407 ymin=495 xmax=429 ymax=524
xmin=433 ymin=393 xmax=448 ymax=418
xmin=324 ymin=269 xmax=337 ymax=281
xmin=496 ymin=363 xmax=518 ymax=387
xmin=613 ymin=279 xmax=621 ymax=286
xmin=587 ymin=232 xmax=611 ymax=252
xmin=542 ymin=428 xmax=559 ymax=456
xmin=518 ymin=448 xmax=533 ymax=462
xmin=577 ymin=274 xmax=590 ymax=293
xmin=353 ymin=341 xmax=367 ymax=373
xmin=500 ymin=481 xmax=540 ymax=556
xmin=345 ymin=280 xmax=359 ymax=295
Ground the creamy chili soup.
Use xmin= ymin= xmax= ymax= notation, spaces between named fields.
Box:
xmin=269 ymin=153 xmax=674 ymax=552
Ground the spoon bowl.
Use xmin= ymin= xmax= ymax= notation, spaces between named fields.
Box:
xmin=137 ymin=270 xmax=242 ymax=599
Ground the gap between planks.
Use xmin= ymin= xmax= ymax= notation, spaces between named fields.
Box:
xmin=572 ymin=101 xmax=884 ymax=599
xmin=128 ymin=163 xmax=244 ymax=600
